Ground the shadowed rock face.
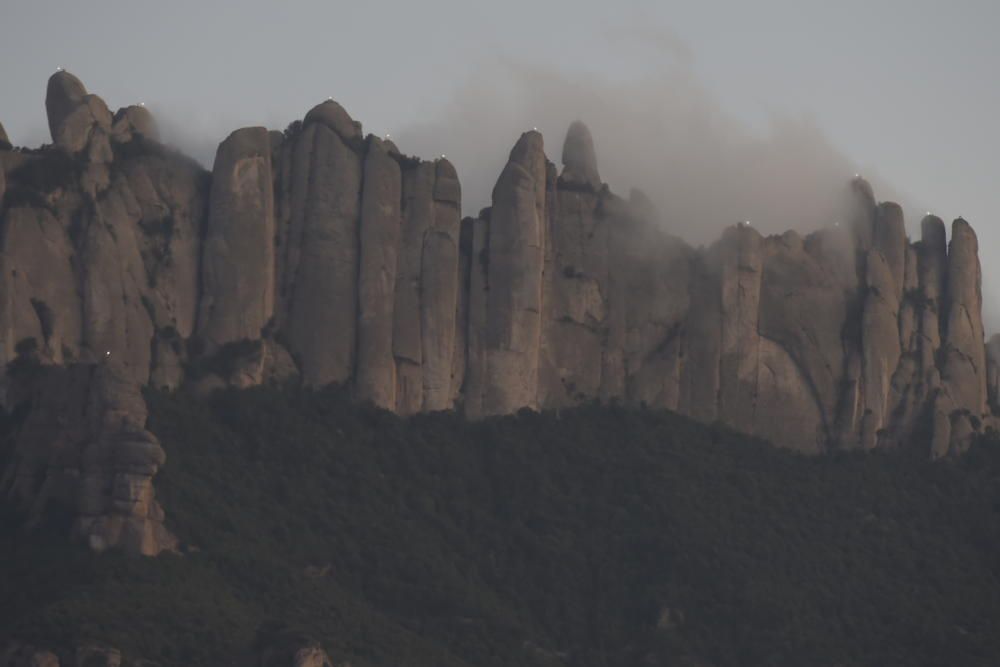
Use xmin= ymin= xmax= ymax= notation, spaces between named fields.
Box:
xmin=1 ymin=74 xmax=997 ymax=552
xmin=0 ymin=362 xmax=176 ymax=556
xmin=560 ymin=119 xmax=601 ymax=190
xmin=988 ymin=334 xmax=1000 ymax=414
xmin=874 ymin=202 xmax=907 ymax=301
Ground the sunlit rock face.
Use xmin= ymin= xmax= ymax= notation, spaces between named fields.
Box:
xmin=1 ymin=72 xmax=998 ymax=554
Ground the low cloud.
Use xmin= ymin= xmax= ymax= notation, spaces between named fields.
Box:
xmin=394 ymin=55 xmax=910 ymax=245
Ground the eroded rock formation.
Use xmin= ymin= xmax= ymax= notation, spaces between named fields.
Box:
xmin=0 ymin=361 xmax=175 ymax=555
xmin=2 ymin=71 xmax=998 ymax=553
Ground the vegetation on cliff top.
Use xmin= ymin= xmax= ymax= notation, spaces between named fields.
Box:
xmin=2 ymin=385 xmax=1000 ymax=666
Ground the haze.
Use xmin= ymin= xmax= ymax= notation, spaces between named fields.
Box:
xmin=1 ymin=0 xmax=997 ymax=328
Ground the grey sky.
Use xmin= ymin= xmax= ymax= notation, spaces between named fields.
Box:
xmin=2 ymin=0 xmax=998 ymax=327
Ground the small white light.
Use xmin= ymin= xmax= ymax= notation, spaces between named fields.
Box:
xmin=926 ymin=211 xmax=932 ymax=216
xmin=385 ymin=133 xmax=391 ymax=138
xmin=533 ymin=127 xmax=538 ymax=131
xmin=56 ymin=66 xmax=64 ymax=72
xmin=105 ymin=350 xmax=111 ymax=357
xmin=139 ymin=102 xmax=145 ymax=107
xmin=327 ymin=97 xmax=334 ymax=101
xmin=441 ymin=154 xmax=447 ymax=159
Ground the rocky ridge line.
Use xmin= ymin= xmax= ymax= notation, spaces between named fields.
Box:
xmin=1 ymin=71 xmax=997 ymax=554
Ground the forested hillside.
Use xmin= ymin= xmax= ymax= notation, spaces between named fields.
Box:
xmin=2 ymin=386 xmax=1000 ymax=666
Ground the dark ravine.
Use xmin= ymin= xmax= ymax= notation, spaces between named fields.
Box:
xmin=1 ymin=70 xmax=1000 ymax=557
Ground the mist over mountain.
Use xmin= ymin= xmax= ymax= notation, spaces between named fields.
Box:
xmin=394 ymin=58 xmax=915 ymax=244
xmin=141 ymin=53 xmax=916 ymax=247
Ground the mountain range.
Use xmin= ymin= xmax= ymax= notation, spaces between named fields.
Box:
xmin=2 ymin=71 xmax=1000 ymax=666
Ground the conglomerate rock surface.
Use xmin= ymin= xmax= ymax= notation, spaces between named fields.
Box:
xmin=1 ymin=71 xmax=997 ymax=553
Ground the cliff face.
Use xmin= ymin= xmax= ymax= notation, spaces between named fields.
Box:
xmin=1 ymin=72 xmax=997 ymax=553
xmin=460 ymin=128 xmax=994 ymax=458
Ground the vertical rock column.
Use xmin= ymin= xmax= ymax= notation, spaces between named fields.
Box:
xmin=831 ymin=178 xmax=879 ymax=448
xmin=717 ymin=224 xmax=763 ymax=434
xmin=917 ymin=215 xmax=949 ymax=397
xmin=560 ymin=120 xmax=601 ymax=190
xmin=858 ymin=250 xmax=902 ymax=449
xmin=867 ymin=203 xmax=907 ymax=447
xmin=882 ymin=240 xmax=923 ymax=445
xmin=284 ymin=101 xmax=363 ymax=387
xmin=873 ymin=203 xmax=907 ymax=302
xmin=355 ymin=138 xmax=402 ymax=408
xmin=393 ymin=162 xmax=435 ymax=414
xmin=451 ymin=218 xmax=476 ymax=405
xmin=45 ymin=70 xmax=113 ymax=159
xmin=848 ymin=176 xmax=877 ymax=252
xmin=197 ymin=127 xmax=275 ymax=349
xmin=390 ymin=156 xmax=462 ymax=414
xmin=539 ymin=121 xmax=610 ymax=408
xmin=45 ymin=70 xmax=114 ymax=195
xmin=473 ymin=131 xmax=548 ymax=417
xmin=76 ymin=362 xmax=176 ymax=556
xmin=272 ymin=128 xmax=296 ymax=323
xmin=462 ymin=214 xmax=492 ymax=417
xmin=932 ymin=219 xmax=988 ymax=455
xmin=421 ymin=159 xmax=462 ymax=411
xmin=941 ymin=219 xmax=987 ymax=415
